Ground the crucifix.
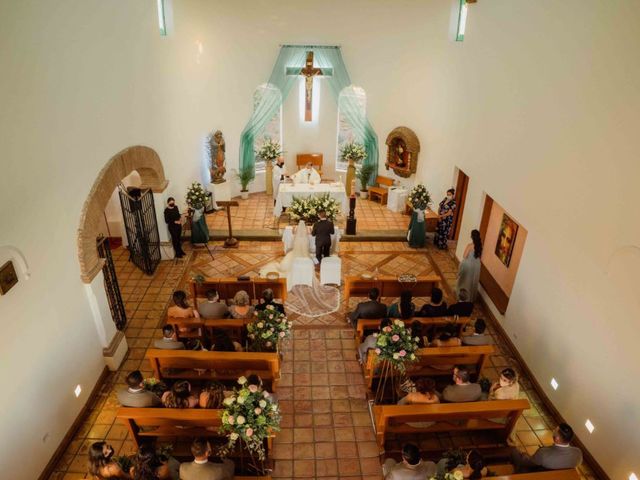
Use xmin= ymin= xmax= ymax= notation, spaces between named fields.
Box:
xmin=286 ymin=51 xmax=333 ymax=122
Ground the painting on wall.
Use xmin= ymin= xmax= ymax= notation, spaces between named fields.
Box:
xmin=495 ymin=213 xmax=519 ymax=267
xmin=0 ymin=260 xmax=18 ymax=295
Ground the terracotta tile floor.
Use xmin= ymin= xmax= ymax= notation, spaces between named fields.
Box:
xmin=50 ymin=241 xmax=598 ymax=479
xmin=206 ymin=192 xmax=410 ymax=233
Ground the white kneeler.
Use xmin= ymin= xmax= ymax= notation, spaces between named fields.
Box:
xmin=320 ymin=256 xmax=342 ymax=286
xmin=287 ymin=257 xmax=314 ymax=290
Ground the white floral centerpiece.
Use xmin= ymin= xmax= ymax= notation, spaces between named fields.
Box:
xmin=429 ymin=472 xmax=465 ymax=480
xmin=219 ymin=376 xmax=281 ymax=463
xmin=340 ymin=142 xmax=367 ymax=163
xmin=255 ymin=137 xmax=284 ymax=162
xmin=288 ymin=194 xmax=340 ymax=224
xmin=246 ymin=305 xmax=292 ymax=352
xmin=407 ymin=184 xmax=432 ymax=211
xmin=185 ymin=182 xmax=209 ymax=210
xmin=373 ymin=319 xmax=420 ymax=373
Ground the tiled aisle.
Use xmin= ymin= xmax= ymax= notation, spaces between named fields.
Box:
xmin=49 ymin=241 xmax=597 ymax=479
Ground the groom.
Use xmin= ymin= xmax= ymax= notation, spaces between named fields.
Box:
xmin=311 ymin=210 xmax=334 ymax=266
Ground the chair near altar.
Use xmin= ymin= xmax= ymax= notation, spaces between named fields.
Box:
xmin=296 ymin=153 xmax=323 ymax=175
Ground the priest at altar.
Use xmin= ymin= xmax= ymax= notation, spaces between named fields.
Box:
xmin=290 ymin=162 xmax=321 ymax=185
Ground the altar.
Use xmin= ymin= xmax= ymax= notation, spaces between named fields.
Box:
xmin=274 ymin=182 xmax=348 ymax=217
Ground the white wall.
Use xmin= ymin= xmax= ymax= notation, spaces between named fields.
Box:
xmin=0 ymin=0 xmax=638 ymax=477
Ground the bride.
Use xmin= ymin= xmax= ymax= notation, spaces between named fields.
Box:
xmin=260 ymin=220 xmax=313 ymax=278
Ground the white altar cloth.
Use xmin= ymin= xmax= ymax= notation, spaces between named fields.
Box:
xmin=274 ymin=182 xmax=348 ymax=217
xmin=282 ymin=225 xmax=341 ymax=258
xmin=387 ymin=187 xmax=409 ymax=212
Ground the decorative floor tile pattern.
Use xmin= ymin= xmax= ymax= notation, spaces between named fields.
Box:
xmin=206 ymin=192 xmax=410 ymax=233
xmin=51 ymin=241 xmax=598 ymax=480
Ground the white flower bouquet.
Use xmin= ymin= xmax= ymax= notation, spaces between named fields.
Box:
xmin=408 ymin=184 xmax=432 ymax=211
xmin=289 ymin=194 xmax=340 ymax=224
xmin=340 ymin=141 xmax=367 ymax=163
xmin=185 ymin=181 xmax=209 ymax=210
xmin=373 ymin=319 xmax=420 ymax=372
xmin=219 ymin=376 xmax=281 ymax=462
xmin=255 ymin=137 xmax=284 ymax=162
xmin=246 ymin=305 xmax=292 ymax=352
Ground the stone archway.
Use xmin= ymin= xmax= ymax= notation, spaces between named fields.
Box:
xmin=77 ymin=145 xmax=168 ymax=283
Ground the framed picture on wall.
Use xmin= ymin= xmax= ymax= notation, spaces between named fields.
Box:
xmin=495 ymin=213 xmax=518 ymax=267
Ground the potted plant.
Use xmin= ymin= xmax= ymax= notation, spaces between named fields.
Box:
xmin=236 ymin=167 xmax=254 ymax=200
xmin=356 ymin=164 xmax=376 ymax=199
xmin=340 ymin=142 xmax=367 ymax=196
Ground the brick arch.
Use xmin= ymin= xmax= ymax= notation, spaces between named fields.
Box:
xmin=77 ymin=146 xmax=168 ymax=283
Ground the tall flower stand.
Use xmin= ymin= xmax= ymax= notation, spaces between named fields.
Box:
xmin=265 ymin=159 xmax=273 ymax=196
xmin=190 ymin=207 xmax=210 ymax=245
xmin=346 ymin=159 xmax=356 ymax=196
xmin=374 ymin=359 xmax=401 ymax=405
xmin=407 ymin=208 xmax=426 ymax=248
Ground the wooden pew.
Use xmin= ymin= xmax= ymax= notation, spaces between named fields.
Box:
xmin=372 ymin=399 xmax=530 ymax=451
xmin=168 ymin=316 xmax=249 ymax=343
xmin=190 ymin=277 xmax=287 ymax=305
xmin=146 ymin=349 xmax=281 ymax=391
xmin=363 ymin=345 xmax=495 ymax=390
xmin=344 ymin=274 xmax=440 ymax=306
xmin=354 ymin=317 xmax=472 ymax=346
xmin=490 ymin=470 xmax=580 ymax=480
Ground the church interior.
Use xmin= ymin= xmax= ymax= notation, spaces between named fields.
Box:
xmin=0 ymin=1 xmax=638 ymax=479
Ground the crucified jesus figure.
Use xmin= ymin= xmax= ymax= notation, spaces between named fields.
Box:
xmin=300 ymin=51 xmax=324 ymax=122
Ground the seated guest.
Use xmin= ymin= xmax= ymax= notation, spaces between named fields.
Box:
xmin=418 ymin=288 xmax=448 ymax=317
xmin=129 ymin=442 xmax=180 ymax=480
xmin=442 ymin=366 xmax=482 ymax=402
xmin=432 ymin=323 xmax=462 ymax=347
xmin=255 ymin=288 xmax=285 ymax=314
xmin=382 ymin=443 xmax=437 ymax=480
xmin=88 ymin=442 xmax=129 ymax=479
xmin=210 ymin=328 xmax=243 ymax=352
xmin=489 ymin=367 xmax=520 ymax=400
xmin=358 ymin=318 xmax=392 ymax=363
xmin=461 ymin=318 xmax=491 ymax=346
xmin=117 ymin=370 xmax=161 ymax=407
xmin=153 ymin=324 xmax=185 ymax=350
xmin=511 ymin=423 xmax=583 ymax=471
xmin=387 ymin=290 xmax=416 ymax=319
xmin=161 ymin=380 xmax=199 ymax=409
xmin=228 ymin=290 xmax=254 ymax=319
xmin=180 ymin=438 xmax=234 ymax=480
xmin=198 ymin=289 xmax=229 ymax=319
xmin=199 ymin=381 xmax=226 ymax=409
xmin=167 ymin=290 xmax=200 ymax=318
xmin=438 ymin=449 xmax=487 ymax=479
xmin=398 ymin=378 xmax=440 ymax=405
xmin=349 ymin=288 xmax=387 ymax=326
xmin=447 ymin=288 xmax=474 ymax=317
xmin=410 ymin=321 xmax=427 ymax=348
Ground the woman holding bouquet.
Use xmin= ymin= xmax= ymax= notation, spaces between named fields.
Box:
xmin=434 ymin=188 xmax=456 ymax=249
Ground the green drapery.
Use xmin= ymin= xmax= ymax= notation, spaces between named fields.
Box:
xmin=239 ymin=45 xmax=379 ymax=185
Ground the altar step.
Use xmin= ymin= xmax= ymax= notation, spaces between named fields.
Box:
xmin=206 ymin=229 xmax=411 ymax=242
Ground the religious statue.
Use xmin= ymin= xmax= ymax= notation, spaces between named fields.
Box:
xmin=385 ymin=126 xmax=420 ymax=178
xmin=207 ymin=130 xmax=226 ymax=184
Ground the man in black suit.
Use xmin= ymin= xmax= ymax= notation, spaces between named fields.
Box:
xmin=164 ymin=197 xmax=185 ymax=258
xmin=447 ymin=288 xmax=474 ymax=317
xmin=311 ymin=210 xmax=334 ymax=266
xmin=349 ymin=287 xmax=387 ymax=327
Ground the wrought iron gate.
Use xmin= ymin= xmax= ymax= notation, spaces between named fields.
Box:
xmin=97 ymin=235 xmax=127 ymax=331
xmin=118 ymin=185 xmax=161 ymax=275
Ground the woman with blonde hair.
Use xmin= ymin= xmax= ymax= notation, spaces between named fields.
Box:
xmin=228 ymin=290 xmax=254 ymax=319
xmin=489 ymin=367 xmax=520 ymax=400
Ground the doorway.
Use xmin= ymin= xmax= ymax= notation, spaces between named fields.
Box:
xmin=450 ymin=168 xmax=469 ymax=241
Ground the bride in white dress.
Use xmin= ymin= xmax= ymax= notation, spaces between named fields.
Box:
xmin=260 ymin=220 xmax=312 ymax=278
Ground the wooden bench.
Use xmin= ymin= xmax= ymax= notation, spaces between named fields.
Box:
xmin=146 ymin=349 xmax=281 ymax=391
xmin=354 ymin=317 xmax=472 ymax=346
xmin=368 ymin=176 xmax=394 ymax=204
xmin=168 ymin=317 xmax=249 ymax=343
xmin=364 ymin=345 xmax=495 ymax=390
xmin=490 ymin=469 xmax=580 ymax=480
xmin=344 ymin=274 xmax=441 ymax=306
xmin=372 ymin=399 xmax=530 ymax=451
xmin=190 ymin=277 xmax=287 ymax=305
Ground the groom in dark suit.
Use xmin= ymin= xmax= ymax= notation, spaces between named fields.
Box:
xmin=311 ymin=210 xmax=335 ymax=266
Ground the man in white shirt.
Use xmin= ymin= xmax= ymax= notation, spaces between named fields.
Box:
xmin=272 ymin=157 xmax=286 ymax=200
xmin=290 ymin=162 xmax=321 ymax=185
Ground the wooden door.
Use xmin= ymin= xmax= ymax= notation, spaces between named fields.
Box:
xmin=450 ymin=169 xmax=470 ymax=240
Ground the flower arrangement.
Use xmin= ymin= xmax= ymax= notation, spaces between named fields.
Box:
xmin=142 ymin=377 xmax=167 ymax=397
xmin=408 ymin=184 xmax=432 ymax=211
xmin=373 ymin=319 xmax=419 ymax=372
xmin=185 ymin=182 xmax=209 ymax=210
xmin=340 ymin=141 xmax=367 ymax=163
xmin=428 ymin=472 xmax=464 ymax=480
xmin=219 ymin=376 xmax=281 ymax=462
xmin=288 ymin=194 xmax=340 ymax=224
xmin=247 ymin=305 xmax=292 ymax=352
xmin=255 ymin=137 xmax=284 ymax=162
